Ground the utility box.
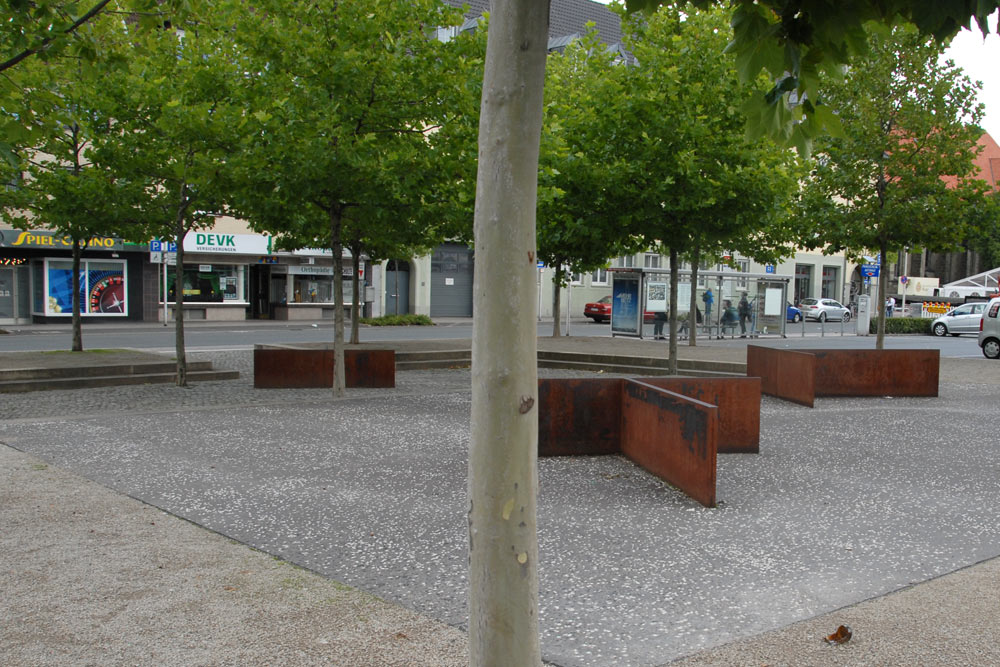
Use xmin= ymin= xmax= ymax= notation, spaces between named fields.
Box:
xmin=856 ymin=294 xmax=871 ymax=335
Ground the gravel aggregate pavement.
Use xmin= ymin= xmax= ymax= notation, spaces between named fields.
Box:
xmin=2 ymin=342 xmax=999 ymax=666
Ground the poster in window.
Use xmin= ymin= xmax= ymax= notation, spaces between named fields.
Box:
xmin=46 ymin=263 xmax=82 ymax=314
xmin=88 ymin=268 xmax=127 ymax=313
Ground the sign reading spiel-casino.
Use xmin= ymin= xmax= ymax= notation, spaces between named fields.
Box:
xmin=0 ymin=228 xmax=127 ymax=251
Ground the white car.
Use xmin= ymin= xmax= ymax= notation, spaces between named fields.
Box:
xmin=799 ymin=298 xmax=851 ymax=322
xmin=978 ymin=297 xmax=1000 ymax=359
xmin=931 ymin=302 xmax=985 ymax=336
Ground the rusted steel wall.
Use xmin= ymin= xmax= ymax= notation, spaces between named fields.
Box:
xmin=537 ymin=378 xmax=623 ymax=456
xmin=254 ymin=347 xmax=395 ymax=389
xmin=746 ymin=345 xmax=816 ymax=407
xmin=642 ymin=377 xmax=761 ymax=453
xmin=812 ymin=349 xmax=939 ymax=397
xmin=621 ymin=380 xmax=718 ymax=508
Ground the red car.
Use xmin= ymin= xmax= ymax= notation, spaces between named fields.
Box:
xmin=584 ymin=295 xmax=657 ymax=323
xmin=584 ymin=295 xmax=613 ymax=322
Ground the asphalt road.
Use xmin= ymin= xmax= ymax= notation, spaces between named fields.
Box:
xmin=0 ymin=316 xmax=986 ymax=358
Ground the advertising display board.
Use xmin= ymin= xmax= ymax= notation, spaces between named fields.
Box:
xmin=611 ymin=271 xmax=642 ymax=337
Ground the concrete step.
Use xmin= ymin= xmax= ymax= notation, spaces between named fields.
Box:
xmin=0 ymin=360 xmax=215 ymax=382
xmin=395 ymin=349 xmax=471 ymax=371
xmin=0 ymin=369 xmax=240 ymax=394
xmin=394 ymin=348 xmax=745 ymax=377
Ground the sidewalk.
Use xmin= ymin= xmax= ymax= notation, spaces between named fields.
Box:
xmin=2 ymin=340 xmax=999 ymax=666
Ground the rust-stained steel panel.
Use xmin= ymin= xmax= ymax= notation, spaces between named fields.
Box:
xmin=747 ymin=345 xmax=816 ymax=407
xmin=621 ymin=380 xmax=718 ymax=507
xmin=811 ymin=349 xmax=939 ymax=398
xmin=538 ymin=378 xmax=623 ymax=456
xmin=642 ymin=377 xmax=761 ymax=453
xmin=254 ymin=347 xmax=395 ymax=389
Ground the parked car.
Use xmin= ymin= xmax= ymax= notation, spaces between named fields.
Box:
xmin=799 ymin=297 xmax=851 ymax=322
xmin=786 ymin=302 xmax=803 ymax=323
xmin=978 ymin=297 xmax=1000 ymax=359
xmin=584 ymin=295 xmax=612 ymax=323
xmin=931 ymin=302 xmax=985 ymax=336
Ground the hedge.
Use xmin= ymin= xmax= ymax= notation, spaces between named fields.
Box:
xmin=868 ymin=316 xmax=933 ymax=335
xmin=359 ymin=314 xmax=435 ymax=326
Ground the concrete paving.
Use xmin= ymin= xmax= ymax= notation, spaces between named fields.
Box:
xmin=2 ymin=337 xmax=1000 ymax=666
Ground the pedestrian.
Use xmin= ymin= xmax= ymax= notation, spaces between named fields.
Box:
xmin=886 ymin=295 xmax=896 ymax=317
xmin=738 ymin=292 xmax=751 ymax=337
xmin=701 ymin=288 xmax=714 ymax=332
xmin=653 ymin=310 xmax=667 ymax=339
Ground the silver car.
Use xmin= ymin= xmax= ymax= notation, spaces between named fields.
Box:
xmin=799 ymin=297 xmax=851 ymax=322
xmin=932 ymin=302 xmax=985 ymax=336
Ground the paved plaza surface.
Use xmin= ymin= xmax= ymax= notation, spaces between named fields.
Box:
xmin=2 ymin=340 xmax=1000 ymax=665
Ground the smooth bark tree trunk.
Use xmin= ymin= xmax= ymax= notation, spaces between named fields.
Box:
xmin=551 ymin=266 xmax=562 ymax=337
xmin=173 ymin=215 xmax=187 ymax=387
xmin=350 ymin=242 xmax=361 ymax=345
xmin=688 ymin=245 xmax=700 ymax=347
xmin=876 ymin=237 xmax=888 ymax=349
xmin=468 ymin=2 xmax=549 ymax=664
xmin=668 ymin=247 xmax=678 ymax=375
xmin=71 ymin=239 xmax=84 ymax=352
xmin=330 ymin=209 xmax=346 ymax=398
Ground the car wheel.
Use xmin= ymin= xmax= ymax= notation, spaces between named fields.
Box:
xmin=932 ymin=322 xmax=947 ymax=337
xmin=792 ymin=313 xmax=802 ymax=323
xmin=983 ymin=338 xmax=1000 ymax=360
xmin=819 ymin=312 xmax=827 ymax=323
xmin=843 ymin=311 xmax=851 ymax=323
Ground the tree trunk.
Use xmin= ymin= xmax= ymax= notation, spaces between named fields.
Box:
xmin=551 ymin=265 xmax=562 ymax=337
xmin=330 ymin=209 xmax=346 ymax=398
xmin=667 ymin=247 xmax=678 ymax=375
xmin=876 ymin=238 xmax=888 ymax=349
xmin=350 ymin=242 xmax=361 ymax=345
xmin=468 ymin=1 xmax=548 ymax=664
xmin=173 ymin=216 xmax=187 ymax=387
xmin=71 ymin=238 xmax=84 ymax=352
xmin=688 ymin=245 xmax=700 ymax=347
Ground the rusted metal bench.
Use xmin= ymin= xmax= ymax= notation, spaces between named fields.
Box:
xmin=538 ymin=376 xmax=761 ymax=507
xmin=253 ymin=345 xmax=395 ymax=389
xmin=746 ymin=345 xmax=939 ymax=407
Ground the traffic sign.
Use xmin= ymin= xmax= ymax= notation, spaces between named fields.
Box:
xmin=861 ymin=264 xmax=880 ymax=278
xmin=765 ymin=264 xmax=775 ymax=274
xmin=149 ymin=239 xmax=177 ymax=252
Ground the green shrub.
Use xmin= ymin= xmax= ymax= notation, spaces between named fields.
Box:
xmin=868 ymin=316 xmax=932 ymax=335
xmin=359 ymin=314 xmax=435 ymax=327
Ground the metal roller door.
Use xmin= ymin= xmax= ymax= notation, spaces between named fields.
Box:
xmin=430 ymin=243 xmax=474 ymax=317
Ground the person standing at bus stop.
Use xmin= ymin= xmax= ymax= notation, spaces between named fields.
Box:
xmin=702 ymin=288 xmax=714 ymax=333
xmin=738 ymin=292 xmax=751 ymax=337
xmin=886 ymin=295 xmax=896 ymax=317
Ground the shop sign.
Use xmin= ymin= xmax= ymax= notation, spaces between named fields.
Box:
xmin=183 ymin=232 xmax=272 ymax=255
xmin=0 ymin=228 xmax=126 ymax=251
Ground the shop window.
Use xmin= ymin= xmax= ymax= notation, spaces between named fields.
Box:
xmin=822 ymin=266 xmax=839 ymax=299
xmin=167 ymin=266 xmax=244 ymax=303
xmin=37 ymin=258 xmax=128 ymax=316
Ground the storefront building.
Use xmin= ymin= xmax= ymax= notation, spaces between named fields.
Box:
xmin=1 ymin=226 xmax=374 ymax=325
xmin=0 ymin=227 xmax=147 ymax=325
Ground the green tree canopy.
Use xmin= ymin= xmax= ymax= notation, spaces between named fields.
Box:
xmin=799 ymin=25 xmax=989 ymax=347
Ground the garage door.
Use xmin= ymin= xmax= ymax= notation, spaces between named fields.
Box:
xmin=430 ymin=243 xmax=474 ymax=317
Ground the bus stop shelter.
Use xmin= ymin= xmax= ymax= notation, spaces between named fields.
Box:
xmin=609 ymin=267 xmax=793 ymax=340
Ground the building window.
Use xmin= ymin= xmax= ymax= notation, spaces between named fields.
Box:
xmin=37 ymin=258 xmax=129 ymax=316
xmin=615 ymin=255 xmax=634 ymax=268
xmin=795 ymin=264 xmax=813 ymax=304
xmin=822 ymin=266 xmax=839 ymax=299
xmin=644 ymin=253 xmax=661 ymax=268
xmin=736 ymin=259 xmax=750 ymax=288
xmin=591 ymin=268 xmax=609 ymax=285
xmin=570 ymin=272 xmax=583 ymax=285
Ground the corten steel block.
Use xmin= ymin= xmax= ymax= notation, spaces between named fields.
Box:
xmin=641 ymin=377 xmax=761 ymax=453
xmin=537 ymin=378 xmax=623 ymax=456
xmin=746 ymin=345 xmax=816 ymax=407
xmin=621 ymin=380 xmax=718 ymax=508
xmin=254 ymin=348 xmax=395 ymax=389
xmin=811 ymin=349 xmax=939 ymax=398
